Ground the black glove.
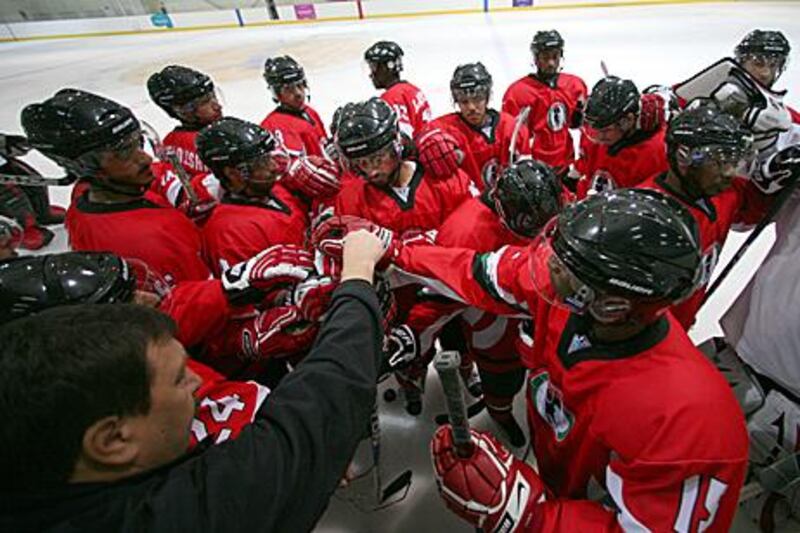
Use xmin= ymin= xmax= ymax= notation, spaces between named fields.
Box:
xmin=755 ymin=145 xmax=800 ymax=194
xmin=380 ymin=325 xmax=420 ymax=376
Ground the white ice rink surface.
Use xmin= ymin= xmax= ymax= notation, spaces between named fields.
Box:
xmin=2 ymin=1 xmax=799 ymax=531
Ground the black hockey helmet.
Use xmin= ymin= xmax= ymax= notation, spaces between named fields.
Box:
xmin=491 ymin=160 xmax=563 ymax=238
xmin=147 ymin=65 xmax=215 ymax=120
xmin=0 ymin=252 xmax=135 ymax=325
xmin=21 ymin=89 xmax=141 ymax=176
xmin=735 ymin=30 xmax=791 ymax=62
xmin=666 ymin=99 xmax=754 ymax=173
xmin=263 ymin=55 xmax=306 ymax=91
xmin=335 ymin=98 xmax=399 ymax=159
xmin=530 ymin=30 xmax=564 ymax=56
xmin=583 ymin=77 xmax=640 ymax=129
xmin=196 ymin=117 xmax=277 ymax=178
xmin=530 ymin=189 xmax=701 ymax=322
xmin=364 ymin=41 xmax=404 ymax=73
xmin=450 ymin=62 xmax=493 ymax=101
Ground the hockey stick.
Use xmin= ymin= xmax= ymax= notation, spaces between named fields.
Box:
xmin=434 ymin=350 xmax=474 ymax=457
xmin=0 ymin=173 xmax=76 ymax=187
xmin=508 ymin=106 xmax=531 ymax=165
xmin=141 ymin=120 xmax=199 ymax=205
xmin=600 ymin=60 xmax=610 ymax=77
xmin=366 ymin=403 xmax=413 ymax=509
xmin=702 ymin=170 xmax=800 ymax=304
xmin=434 ymin=399 xmax=485 ymax=426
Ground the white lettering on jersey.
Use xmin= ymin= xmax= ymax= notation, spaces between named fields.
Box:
xmin=674 ymin=475 xmax=728 ymax=532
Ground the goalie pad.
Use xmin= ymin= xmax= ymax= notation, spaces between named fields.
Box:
xmin=674 ymin=57 xmax=791 ymax=152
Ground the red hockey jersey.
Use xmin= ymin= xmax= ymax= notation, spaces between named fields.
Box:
xmin=502 ymin=73 xmax=587 ymax=170
xmin=433 ymin=110 xmax=531 ymax=191
xmin=575 ymin=128 xmax=668 ymax=199
xmin=260 ymin=104 xmax=327 ymax=158
xmin=638 ymin=172 xmax=771 ymax=329
xmin=201 ymin=184 xmax=308 ymax=276
xmin=66 ymin=190 xmax=211 ymax=286
xmin=381 ymin=80 xmax=432 ymax=138
xmin=390 ymin=243 xmax=748 ymax=531
xmin=332 ymin=163 xmax=476 ymax=234
xmin=163 ymin=127 xmax=210 ymax=175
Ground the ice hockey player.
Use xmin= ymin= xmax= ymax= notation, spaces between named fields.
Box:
xmin=260 ymin=55 xmax=328 ymax=158
xmin=0 ymin=133 xmax=66 ymax=249
xmin=21 ymin=88 xmax=212 ymax=286
xmin=364 ymin=40 xmax=432 ymax=139
xmin=195 ymin=117 xmax=323 ymax=275
xmin=576 ymin=76 xmax=669 ymax=198
xmin=502 ymin=30 xmax=587 ymax=173
xmin=396 ymin=160 xmax=562 ymax=443
xmin=316 ymin=189 xmax=749 ymax=531
xmin=637 ymin=100 xmax=778 ymax=330
xmin=0 ymin=248 xmax=314 ymax=445
xmin=331 ymin=97 xmax=475 ymax=233
xmin=147 ymin=65 xmax=222 ymax=175
xmin=433 ymin=62 xmax=531 ymax=191
xmin=0 ymin=229 xmax=387 ymax=532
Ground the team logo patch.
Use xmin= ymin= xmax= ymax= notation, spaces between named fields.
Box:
xmin=547 ymin=102 xmax=568 ymax=131
xmin=529 ymin=371 xmax=574 ymax=441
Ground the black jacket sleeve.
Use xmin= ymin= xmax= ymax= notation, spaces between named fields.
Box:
xmin=142 ymin=279 xmax=384 ymax=532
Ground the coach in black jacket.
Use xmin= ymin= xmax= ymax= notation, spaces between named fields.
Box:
xmin=0 ymin=230 xmax=387 ymax=532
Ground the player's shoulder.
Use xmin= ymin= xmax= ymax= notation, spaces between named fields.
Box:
xmin=557 ymin=72 xmax=587 ymax=90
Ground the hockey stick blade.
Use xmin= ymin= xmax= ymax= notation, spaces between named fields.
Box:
xmin=379 ymin=469 xmax=413 ymax=504
xmin=0 ymin=172 xmax=76 ymax=187
xmin=434 ymin=399 xmax=486 ymax=426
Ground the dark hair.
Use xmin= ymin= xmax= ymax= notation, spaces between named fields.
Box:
xmin=0 ymin=303 xmax=176 ymax=490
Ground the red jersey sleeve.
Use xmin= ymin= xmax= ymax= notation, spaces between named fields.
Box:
xmin=160 ymin=279 xmax=232 ymax=348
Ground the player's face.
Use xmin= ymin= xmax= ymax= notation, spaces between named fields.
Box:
xmin=741 ymin=55 xmax=784 ymax=87
xmin=351 ymin=144 xmax=400 ymax=187
xmin=583 ymin=114 xmax=633 ymax=146
xmin=245 ymin=153 xmax=285 ymax=195
xmin=98 ymin=133 xmax=154 ymax=186
xmin=133 ymin=337 xmax=201 ymax=468
xmin=277 ymin=81 xmax=307 ymax=111
xmin=368 ymin=62 xmax=393 ymax=89
xmin=456 ymin=96 xmax=489 ymax=127
xmin=535 ymin=49 xmax=562 ymax=77
xmin=189 ymin=93 xmax=223 ymax=125
xmin=0 ymin=243 xmax=17 ymax=260
xmin=690 ymin=159 xmax=738 ymax=196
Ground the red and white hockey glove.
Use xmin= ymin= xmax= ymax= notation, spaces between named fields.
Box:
xmin=756 ymin=144 xmax=800 ymax=194
xmin=222 ymin=244 xmax=314 ymax=305
xmin=240 ymin=305 xmax=318 ymax=360
xmin=638 ymin=85 xmax=678 ymax=133
xmin=431 ymin=425 xmax=546 ymax=533
xmin=281 ymin=155 xmax=342 ymax=199
xmin=415 ymin=127 xmax=463 ymax=180
xmin=311 ymin=215 xmax=399 ymax=269
xmin=290 ymin=275 xmax=339 ymax=322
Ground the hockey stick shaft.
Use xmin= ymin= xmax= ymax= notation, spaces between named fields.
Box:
xmin=433 ymin=350 xmax=474 ymax=458
xmin=600 ymin=60 xmax=610 ymax=77
xmin=369 ymin=403 xmax=382 ymax=502
xmin=0 ymin=173 xmax=75 ymax=187
xmin=508 ymin=106 xmax=531 ymax=165
xmin=703 ymin=172 xmax=800 ymax=303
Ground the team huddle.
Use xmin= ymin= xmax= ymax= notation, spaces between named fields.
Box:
xmin=1 ymin=27 xmax=799 ymax=532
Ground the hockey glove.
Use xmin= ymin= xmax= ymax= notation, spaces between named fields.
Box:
xmin=240 ymin=305 xmax=318 ymax=360
xmin=282 ymin=155 xmax=342 ymax=199
xmin=431 ymin=426 xmax=546 ymax=532
xmin=755 ymin=145 xmax=800 ymax=194
xmin=222 ymin=244 xmax=314 ymax=305
xmin=381 ymin=324 xmax=420 ymax=375
xmin=290 ymin=275 xmax=339 ymax=322
xmin=311 ymin=215 xmax=399 ymax=269
xmin=638 ymin=86 xmax=677 ymax=133
xmin=415 ymin=127 xmax=463 ymax=180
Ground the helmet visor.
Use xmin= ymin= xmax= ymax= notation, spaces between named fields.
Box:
xmin=528 ymin=217 xmax=595 ymax=314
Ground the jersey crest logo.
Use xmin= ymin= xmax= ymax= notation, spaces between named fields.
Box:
xmin=529 ymin=371 xmax=574 ymax=441
xmin=481 ymin=158 xmax=500 ymax=189
xmin=698 ymin=243 xmax=721 ymax=288
xmin=588 ymin=170 xmax=616 ymax=195
xmin=547 ymin=102 xmax=568 ymax=131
